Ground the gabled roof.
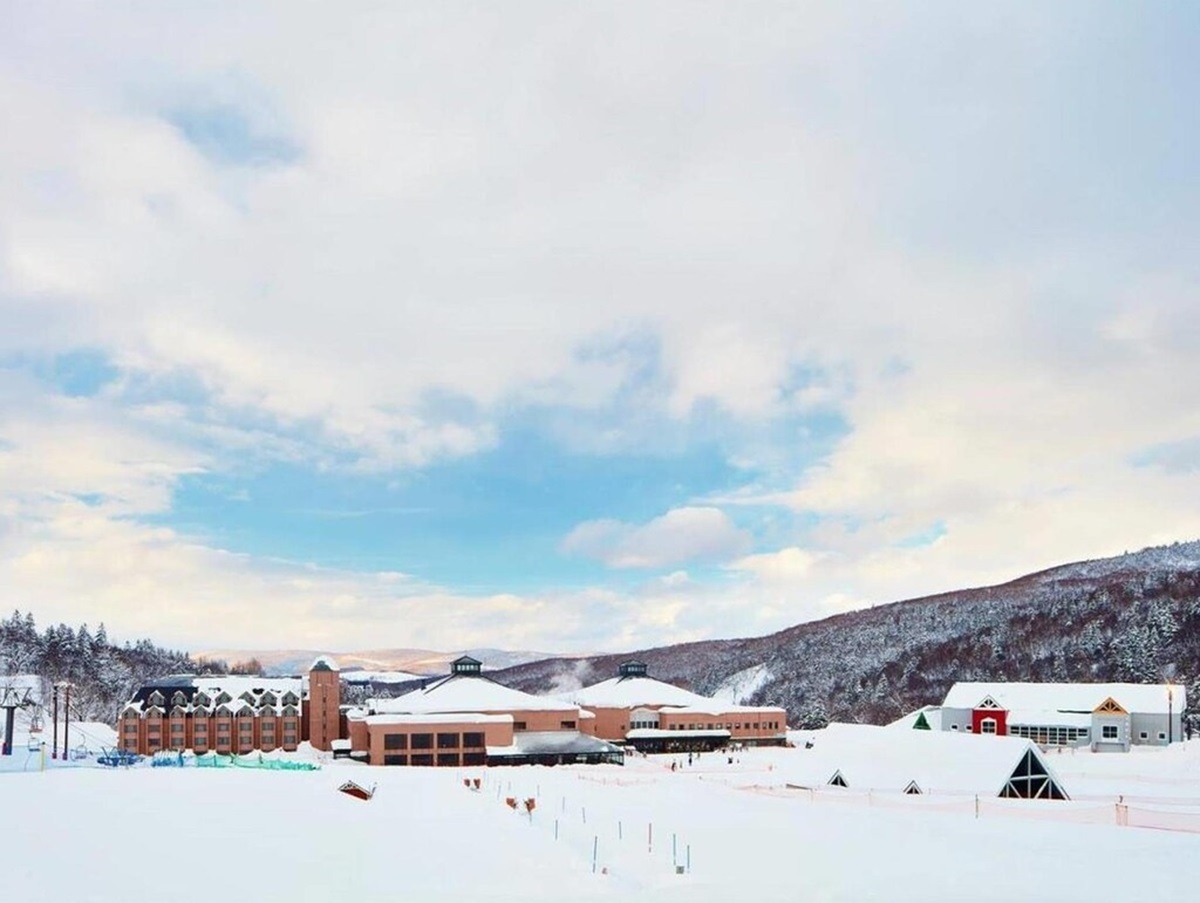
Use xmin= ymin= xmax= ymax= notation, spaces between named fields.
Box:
xmin=943 ymin=682 xmax=1184 ymax=716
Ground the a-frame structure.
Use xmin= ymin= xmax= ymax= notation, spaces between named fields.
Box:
xmin=1000 ymin=748 xmax=1068 ymax=800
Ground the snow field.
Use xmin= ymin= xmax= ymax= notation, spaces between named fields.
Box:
xmin=5 ymin=746 xmax=1200 ymax=901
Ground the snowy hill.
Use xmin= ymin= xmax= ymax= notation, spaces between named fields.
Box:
xmin=495 ymin=541 xmax=1200 ymax=728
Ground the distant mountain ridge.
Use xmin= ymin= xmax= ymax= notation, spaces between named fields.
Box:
xmin=194 ymin=646 xmax=573 ymax=677
xmin=492 ymin=541 xmax=1200 ymax=728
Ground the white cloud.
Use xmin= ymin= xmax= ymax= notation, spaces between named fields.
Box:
xmin=562 ymin=507 xmax=751 ymax=569
xmin=1 ymin=5 xmax=1198 ymax=651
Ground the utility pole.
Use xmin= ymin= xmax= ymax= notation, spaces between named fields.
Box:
xmin=63 ymin=683 xmax=71 ymax=761
xmin=52 ymin=683 xmax=60 ymax=759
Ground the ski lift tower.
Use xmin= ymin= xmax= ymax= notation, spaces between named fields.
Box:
xmin=0 ymin=685 xmax=35 ymax=757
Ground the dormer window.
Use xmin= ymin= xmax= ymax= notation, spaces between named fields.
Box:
xmin=148 ymin=691 xmax=165 ymax=706
xmin=282 ymin=692 xmax=299 ymax=705
xmin=193 ymin=706 xmax=209 ymax=718
xmin=194 ymin=692 xmax=210 ymax=707
xmin=236 ymin=705 xmax=255 ymax=718
xmin=172 ymin=706 xmax=188 ymax=718
xmin=172 ymin=692 xmax=187 ymax=706
xmin=123 ymin=709 xmax=140 ymax=721
xmin=240 ymin=692 xmax=256 ymax=704
xmin=261 ymin=692 xmax=277 ymax=706
xmin=215 ymin=692 xmax=232 ymax=705
xmin=282 ymin=704 xmax=299 ymax=716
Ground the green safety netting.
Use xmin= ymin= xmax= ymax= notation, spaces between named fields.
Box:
xmin=194 ymin=752 xmax=319 ymax=771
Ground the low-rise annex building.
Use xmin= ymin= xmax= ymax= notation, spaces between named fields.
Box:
xmin=346 ymin=656 xmax=625 ymax=767
xmin=568 ymin=661 xmax=788 ymax=753
xmin=787 ymin=722 xmax=1070 ymax=800
xmin=117 ymin=657 xmax=343 ymax=756
xmin=935 ymin=682 xmax=1185 ymax=752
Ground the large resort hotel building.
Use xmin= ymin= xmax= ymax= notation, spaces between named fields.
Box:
xmin=570 ymin=661 xmax=788 ymax=752
xmin=117 ymin=657 xmax=341 ymax=757
xmin=119 ymin=656 xmax=789 ymax=766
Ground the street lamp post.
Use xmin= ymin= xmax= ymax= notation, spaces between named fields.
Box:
xmin=51 ymin=683 xmax=59 ymax=759
xmin=1168 ymin=685 xmax=1174 ymax=746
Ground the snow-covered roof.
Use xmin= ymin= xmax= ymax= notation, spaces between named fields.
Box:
xmin=341 ymin=670 xmax=423 ymax=684
xmin=191 ymin=676 xmax=303 ymax=697
xmin=658 ymin=703 xmax=786 ymax=716
xmin=626 ymin=728 xmax=732 ymax=739
xmin=778 ymin=723 xmax=1067 ymax=798
xmin=486 ymin=731 xmax=625 ymax=757
xmin=943 ymin=682 xmax=1184 ymax=715
xmin=361 ymin=713 xmax=513 ymax=726
xmin=1008 ymin=709 xmax=1092 ymax=728
xmin=310 ymin=655 xmax=340 ymax=672
xmin=570 ymin=676 xmax=728 ymax=709
xmin=373 ymin=674 xmax=579 ymax=715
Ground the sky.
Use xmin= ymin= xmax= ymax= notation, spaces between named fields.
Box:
xmin=1 ymin=2 xmax=1199 ymax=655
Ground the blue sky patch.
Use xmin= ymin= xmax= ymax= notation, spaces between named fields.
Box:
xmin=166 ymin=103 xmax=301 ymax=167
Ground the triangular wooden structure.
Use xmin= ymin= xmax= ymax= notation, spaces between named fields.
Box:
xmin=1093 ymin=697 xmax=1128 ymax=715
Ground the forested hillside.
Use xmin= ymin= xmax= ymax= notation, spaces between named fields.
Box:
xmin=0 ymin=611 xmax=223 ymax=721
xmin=495 ymin=542 xmax=1200 ymax=729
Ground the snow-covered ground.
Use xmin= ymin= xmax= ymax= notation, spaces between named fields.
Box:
xmin=5 ymin=742 xmax=1200 ymax=901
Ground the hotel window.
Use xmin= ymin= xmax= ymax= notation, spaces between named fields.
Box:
xmin=1102 ymin=725 xmax=1119 ymax=740
xmin=463 ymin=752 xmax=486 ymax=766
xmin=411 ymin=733 xmax=434 ymax=750
xmin=1140 ymin=731 xmax=1149 ymax=740
xmin=462 ymin=733 xmax=484 ymax=748
xmin=437 ymin=753 xmax=460 ymax=767
xmin=980 ymin=718 xmax=997 ymax=735
xmin=513 ymin=721 xmax=527 ymax=731
xmin=283 ymin=733 xmax=297 ymax=743
xmin=147 ymin=725 xmax=161 ymax=735
xmin=1158 ymin=732 xmax=1167 ymax=741
xmin=411 ymin=754 xmax=434 ymax=766
xmin=123 ymin=723 xmax=138 ymax=734
xmin=437 ymin=733 xmax=460 ymax=749
xmin=384 ymin=734 xmax=407 ymax=750
xmin=171 ymin=724 xmax=184 ymax=734
xmin=384 ymin=754 xmax=408 ymax=766
xmin=560 ymin=721 xmax=576 ymax=730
